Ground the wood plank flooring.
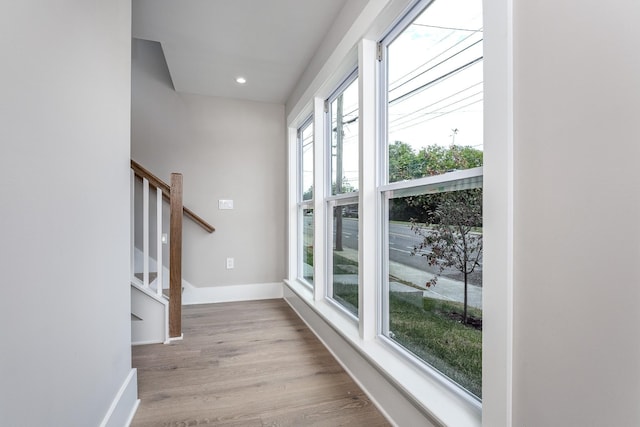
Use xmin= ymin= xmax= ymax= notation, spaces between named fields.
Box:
xmin=131 ymin=299 xmax=390 ymax=427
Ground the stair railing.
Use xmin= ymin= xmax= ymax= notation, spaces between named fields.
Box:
xmin=130 ymin=160 xmax=214 ymax=339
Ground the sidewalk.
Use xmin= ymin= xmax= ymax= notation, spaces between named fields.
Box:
xmin=332 ymin=247 xmax=482 ymax=309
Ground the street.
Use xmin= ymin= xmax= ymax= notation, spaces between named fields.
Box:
xmin=340 ymin=218 xmax=482 ymax=286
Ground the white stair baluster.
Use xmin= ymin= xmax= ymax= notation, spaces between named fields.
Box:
xmin=143 ymin=178 xmax=149 ymax=287
xmin=130 ymin=170 xmax=135 ymax=283
xmin=156 ymin=187 xmax=163 ymax=296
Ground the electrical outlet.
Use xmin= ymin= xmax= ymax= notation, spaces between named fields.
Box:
xmin=226 ymin=257 xmax=234 ymax=269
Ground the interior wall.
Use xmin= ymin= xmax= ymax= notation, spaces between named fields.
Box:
xmin=131 ymin=39 xmax=286 ymax=288
xmin=512 ymin=0 xmax=640 ymax=425
xmin=0 ymin=1 xmax=134 ymax=425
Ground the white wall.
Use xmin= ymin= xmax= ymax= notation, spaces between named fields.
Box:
xmin=0 ymin=1 xmax=136 ymax=426
xmin=131 ymin=39 xmax=286 ymax=289
xmin=512 ymin=0 xmax=640 ymax=425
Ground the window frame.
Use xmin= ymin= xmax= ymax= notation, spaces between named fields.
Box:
xmin=377 ymin=0 xmax=484 ymax=404
xmin=297 ymin=116 xmax=315 ymax=287
xmin=284 ymin=0 xmax=514 ymax=422
xmin=325 ymin=68 xmax=360 ymax=197
xmin=324 ymin=69 xmax=361 ymax=319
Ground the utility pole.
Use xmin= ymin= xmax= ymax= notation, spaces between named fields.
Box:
xmin=450 ymin=128 xmax=459 ymax=146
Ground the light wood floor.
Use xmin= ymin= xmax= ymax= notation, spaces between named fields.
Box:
xmin=131 ymin=299 xmax=390 ymax=427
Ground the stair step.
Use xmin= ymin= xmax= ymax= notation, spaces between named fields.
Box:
xmin=134 ymin=272 xmax=158 ymax=283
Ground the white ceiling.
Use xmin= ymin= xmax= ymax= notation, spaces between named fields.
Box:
xmin=132 ymin=0 xmax=349 ymax=104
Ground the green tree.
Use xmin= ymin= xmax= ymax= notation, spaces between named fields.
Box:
xmin=388 ymin=143 xmax=483 ymax=221
xmin=410 ymin=188 xmax=482 ymax=325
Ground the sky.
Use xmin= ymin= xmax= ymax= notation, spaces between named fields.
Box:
xmin=302 ymin=0 xmax=484 ymax=195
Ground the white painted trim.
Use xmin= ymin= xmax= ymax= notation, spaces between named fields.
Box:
xmin=285 ymin=284 xmax=450 ymax=427
xmin=287 ymin=126 xmax=298 ymax=280
xmin=358 ymin=38 xmax=378 ymax=341
xmin=483 ymin=0 xmax=514 ymax=425
xmin=284 ymin=280 xmax=481 ymax=426
xmin=99 ymin=369 xmax=139 ymax=427
xmin=156 ymin=186 xmax=163 ymax=297
xmin=182 ymin=282 xmax=284 ymax=305
xmin=313 ymin=96 xmax=327 ymax=302
xmin=132 ymin=339 xmax=166 ymax=346
xmin=286 ymin=0 xmax=392 ymax=125
xmin=167 ymin=333 xmax=184 ymax=343
xmin=142 ymin=178 xmax=149 ymax=287
xmin=130 ymin=281 xmax=168 ymax=306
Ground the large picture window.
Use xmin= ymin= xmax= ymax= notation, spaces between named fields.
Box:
xmin=326 ymin=73 xmax=359 ymax=316
xmin=380 ymin=0 xmax=483 ymax=399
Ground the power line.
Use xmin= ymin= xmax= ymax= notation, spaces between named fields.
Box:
xmin=389 ymin=55 xmax=483 ymax=106
xmin=411 ymin=23 xmax=483 ymax=32
xmin=389 ymin=98 xmax=483 ymax=134
xmin=389 ymin=38 xmax=483 ymax=96
xmin=389 ymin=95 xmax=483 ymax=134
xmin=389 ymin=30 xmax=482 ymax=91
xmin=388 ymin=81 xmax=482 ymax=126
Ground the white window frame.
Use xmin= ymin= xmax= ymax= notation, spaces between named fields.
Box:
xmin=284 ymin=0 xmax=514 ymax=424
xmin=297 ymin=117 xmax=314 ymax=287
xmin=324 ymin=70 xmax=361 ymax=319
xmin=376 ymin=0 xmax=484 ymax=405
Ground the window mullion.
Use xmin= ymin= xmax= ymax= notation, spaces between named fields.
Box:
xmin=312 ymin=97 xmax=326 ymax=301
xmin=359 ymin=38 xmax=378 ymax=340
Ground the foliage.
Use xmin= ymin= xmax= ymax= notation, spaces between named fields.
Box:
xmin=410 ymin=189 xmax=482 ymax=324
xmin=388 ymin=142 xmax=482 ymax=221
xmin=302 ymin=186 xmax=313 ymax=201
xmin=301 ymin=179 xmax=355 ymax=201
xmin=389 ymin=141 xmax=483 ymax=182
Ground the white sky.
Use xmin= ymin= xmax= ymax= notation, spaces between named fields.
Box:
xmin=303 ymin=0 xmax=484 ymax=195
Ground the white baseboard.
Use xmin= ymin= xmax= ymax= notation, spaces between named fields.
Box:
xmin=100 ymin=369 xmax=139 ymax=427
xmin=182 ymin=282 xmax=283 ymax=305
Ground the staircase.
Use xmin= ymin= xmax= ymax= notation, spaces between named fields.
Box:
xmin=130 ymin=160 xmax=214 ymax=345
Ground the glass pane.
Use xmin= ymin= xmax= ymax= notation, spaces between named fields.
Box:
xmin=301 ymin=121 xmax=314 ymax=201
xmin=387 ymin=0 xmax=483 ymax=182
xmin=302 ymin=208 xmax=314 ymax=284
xmin=387 ymin=188 xmax=482 ymax=398
xmin=330 ymin=78 xmax=359 ymax=194
xmin=331 ymin=203 xmax=359 ymax=315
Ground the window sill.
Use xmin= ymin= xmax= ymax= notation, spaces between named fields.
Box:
xmin=284 ymin=278 xmax=482 ymax=427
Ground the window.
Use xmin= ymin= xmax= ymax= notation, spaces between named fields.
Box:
xmin=298 ymin=118 xmax=314 ymax=285
xmin=326 ymin=73 xmax=359 ymax=316
xmin=380 ymin=0 xmax=483 ymax=399
xmin=329 ymin=72 xmax=359 ymax=195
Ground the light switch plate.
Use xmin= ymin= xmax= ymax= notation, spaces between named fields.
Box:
xmin=218 ymin=199 xmax=234 ymax=210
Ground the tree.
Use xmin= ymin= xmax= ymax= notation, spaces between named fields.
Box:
xmin=388 ymin=142 xmax=483 ymax=222
xmin=410 ymin=188 xmax=482 ymax=325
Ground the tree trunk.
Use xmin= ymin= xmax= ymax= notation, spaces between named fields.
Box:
xmin=463 ymin=271 xmax=468 ymax=324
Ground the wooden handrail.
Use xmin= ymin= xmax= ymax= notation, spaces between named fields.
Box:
xmin=131 ymin=160 xmax=215 ymax=233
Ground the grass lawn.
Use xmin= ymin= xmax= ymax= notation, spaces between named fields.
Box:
xmin=389 ymin=294 xmax=482 ymax=398
xmin=332 ymin=282 xmax=482 ymax=399
xmin=310 ymin=249 xmax=481 ymax=398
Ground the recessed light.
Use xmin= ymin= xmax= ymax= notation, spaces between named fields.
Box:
xmin=235 ymin=77 xmax=247 ymax=84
